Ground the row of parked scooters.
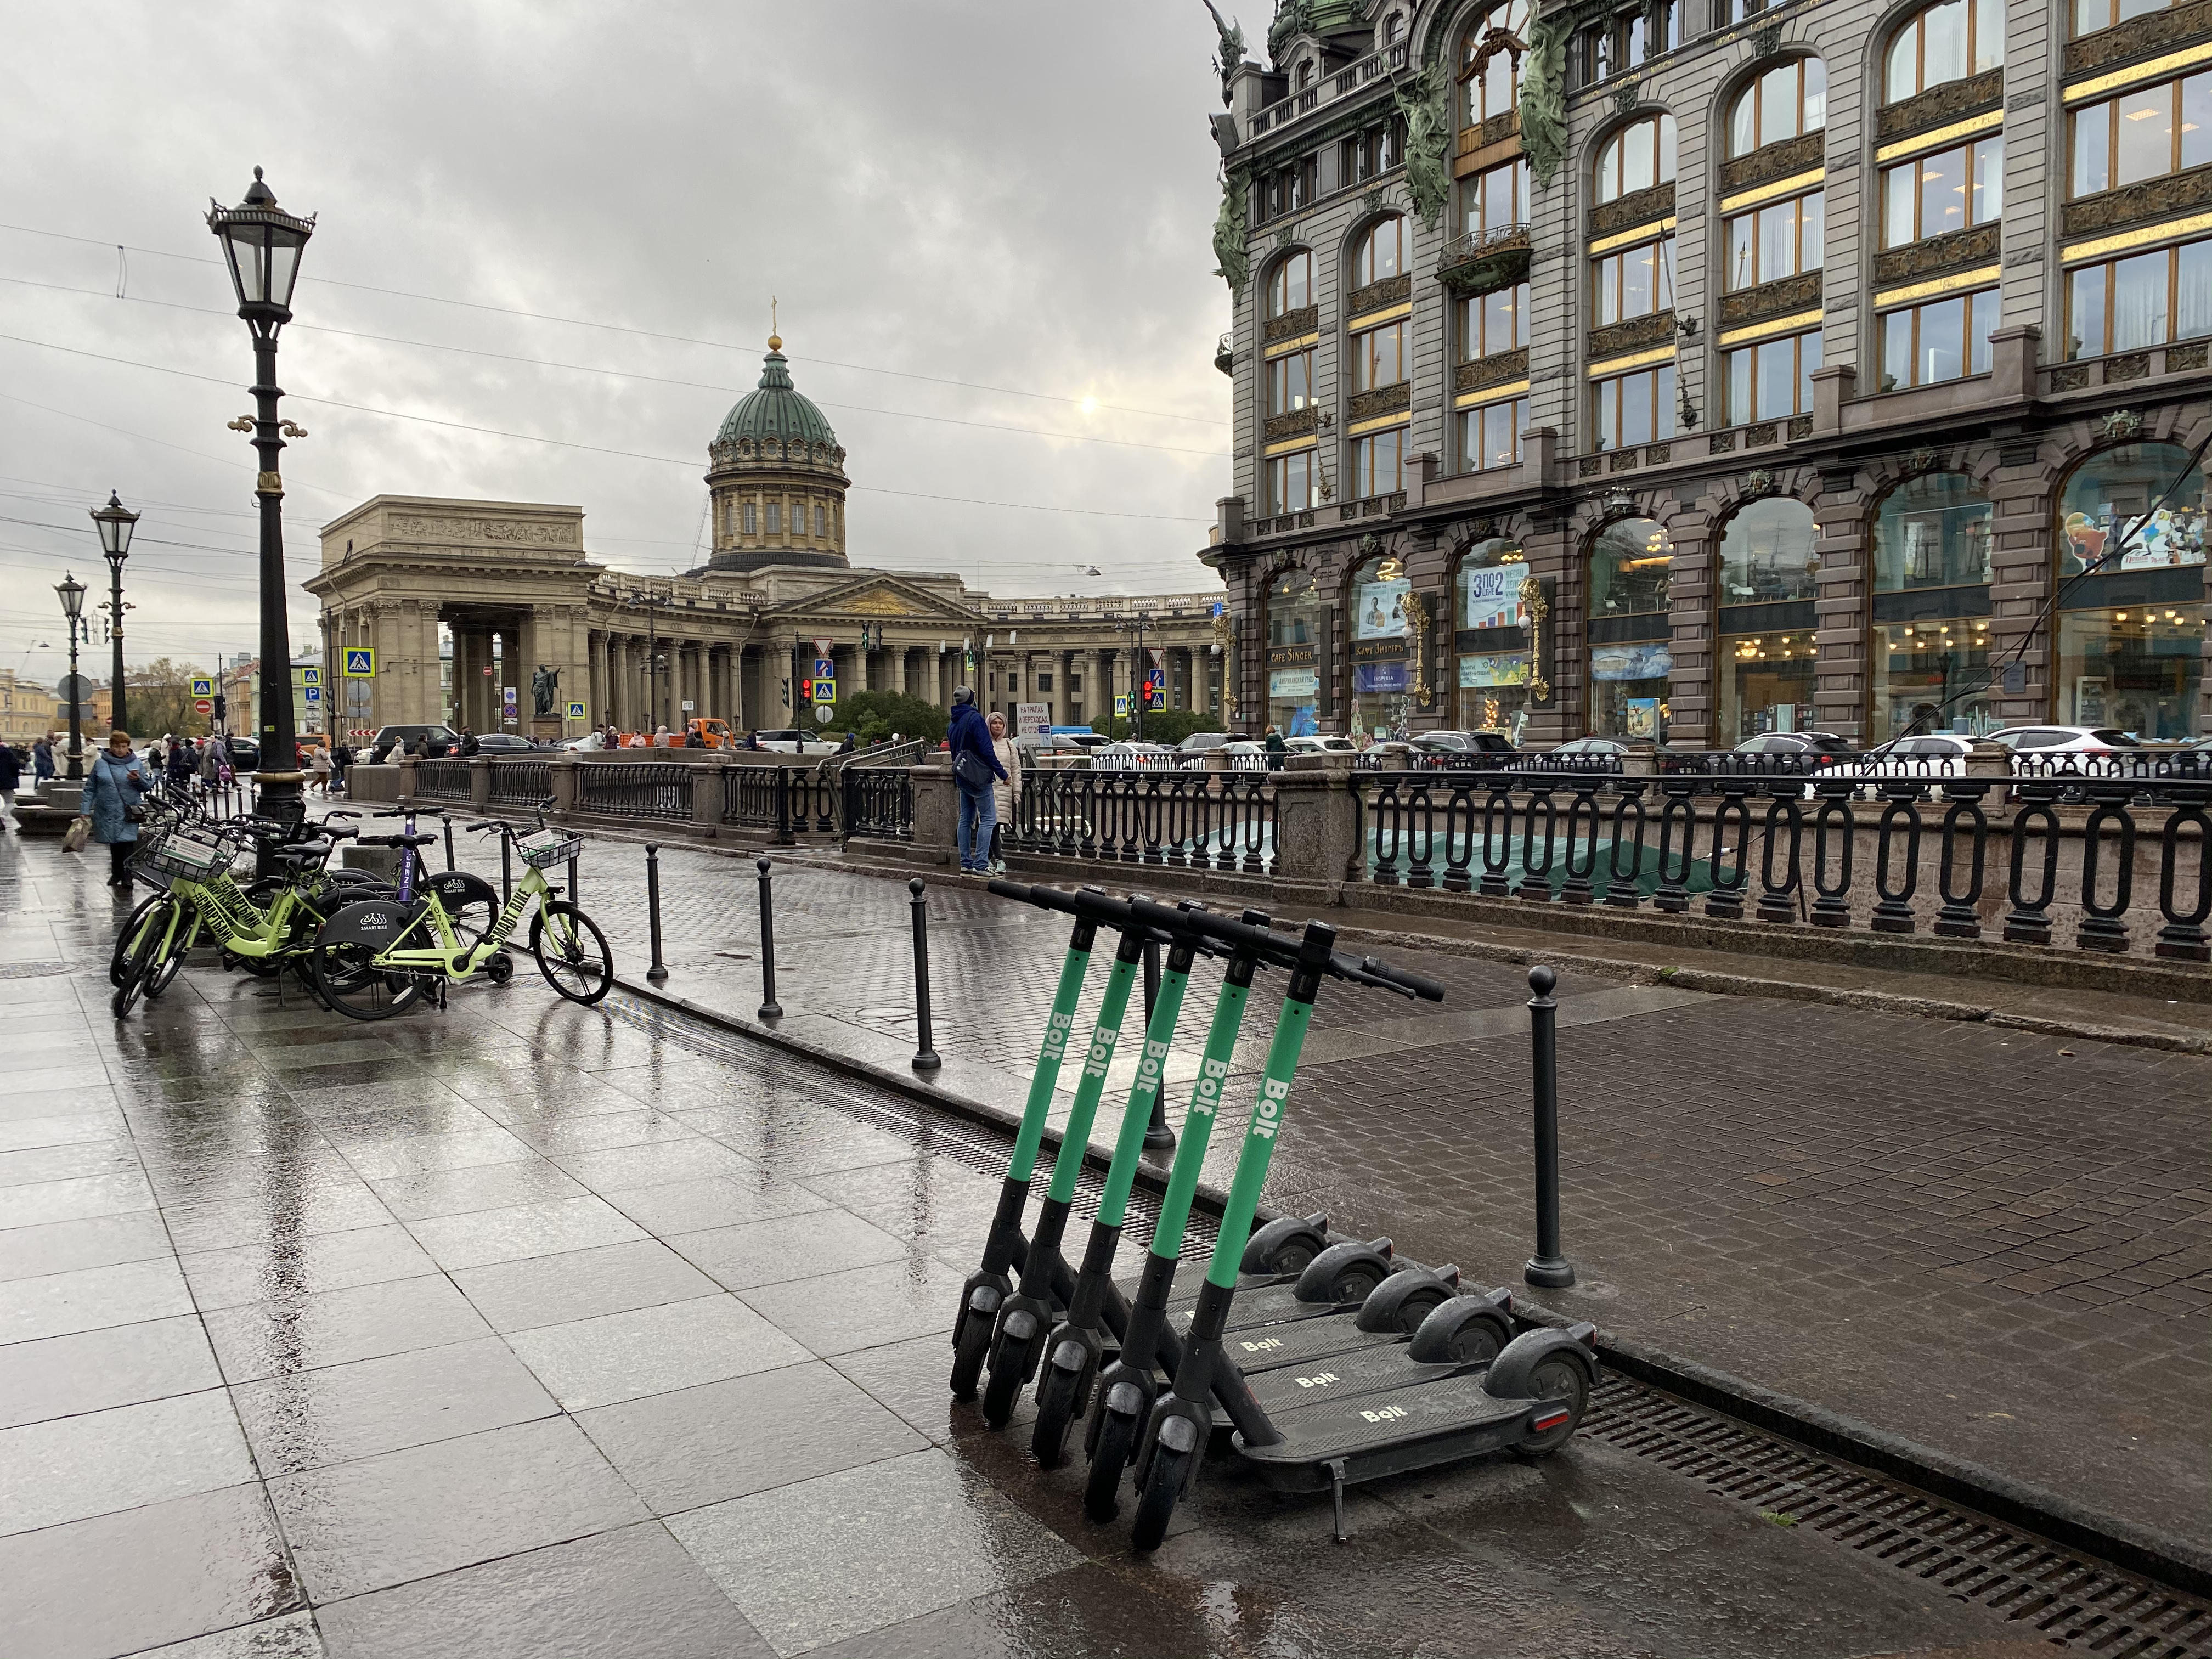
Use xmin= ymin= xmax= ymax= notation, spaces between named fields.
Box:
xmin=952 ymin=881 xmax=1599 ymax=1548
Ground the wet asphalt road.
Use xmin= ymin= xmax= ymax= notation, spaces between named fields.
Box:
xmin=0 ymin=827 xmax=2076 ymax=1656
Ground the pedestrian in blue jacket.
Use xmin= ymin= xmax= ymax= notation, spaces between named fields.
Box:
xmin=945 ymin=687 xmax=1005 ymax=874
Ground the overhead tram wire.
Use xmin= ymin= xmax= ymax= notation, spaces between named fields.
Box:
xmin=0 ymin=276 xmax=1229 ymax=460
xmin=0 ymin=332 xmax=1213 ymax=526
xmin=0 ymin=390 xmax=361 ymax=507
xmin=0 ymin=222 xmax=1229 ymax=427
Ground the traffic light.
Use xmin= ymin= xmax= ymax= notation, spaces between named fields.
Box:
xmin=779 ymin=678 xmax=791 ymax=708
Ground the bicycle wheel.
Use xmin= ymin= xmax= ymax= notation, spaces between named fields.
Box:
xmin=530 ymin=901 xmax=612 ymax=1005
xmin=110 ymin=893 xmax=164 ymax=987
xmin=111 ymin=897 xmax=173 ymax=1019
xmin=145 ymin=905 xmax=196 ymax=999
xmin=312 ymin=938 xmax=424 ymax=1022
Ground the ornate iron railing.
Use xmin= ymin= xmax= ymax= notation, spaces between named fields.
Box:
xmin=578 ymin=761 xmax=692 ymax=821
xmin=719 ymin=764 xmax=848 ymax=842
xmin=844 ymin=768 xmax=913 ymax=841
xmin=1353 ymin=761 xmax=2212 ymax=960
xmin=1005 ymin=770 xmax=1276 ymax=874
xmin=1249 ymin=39 xmax=1409 ymax=134
xmin=487 ymin=759 xmax=550 ymax=807
xmin=415 ymin=760 xmax=471 ymax=801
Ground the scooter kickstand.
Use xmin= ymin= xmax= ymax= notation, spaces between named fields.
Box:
xmin=1327 ymin=1459 xmax=1348 ymax=1545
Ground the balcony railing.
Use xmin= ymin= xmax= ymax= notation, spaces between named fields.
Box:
xmin=1248 ymin=40 xmax=1409 ymax=137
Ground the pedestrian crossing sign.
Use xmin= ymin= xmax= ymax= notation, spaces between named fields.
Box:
xmin=1114 ymin=694 xmax=1129 ymax=718
xmin=342 ymin=648 xmax=376 ymax=678
xmin=300 ymin=667 xmax=320 ymax=687
xmin=189 ymin=676 xmax=214 ymax=698
xmin=566 ymin=701 xmax=588 ymax=720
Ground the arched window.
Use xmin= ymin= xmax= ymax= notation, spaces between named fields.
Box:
xmin=1353 ymin=216 xmax=1406 ymax=287
xmin=1594 ymin=112 xmax=1677 ymax=204
xmin=1384 ymin=13 xmax=1406 ymax=44
xmin=1716 ymin=498 xmax=1819 ymax=741
xmin=1266 ymin=250 xmax=1313 ymax=318
xmin=1728 ymin=57 xmax=1826 ymax=155
xmin=1453 ymin=537 xmax=1532 ymax=740
xmin=1266 ymin=567 xmax=1324 ymax=737
xmin=1587 ymin=517 xmax=1674 ymax=738
xmin=1460 ymin=1 xmax=1531 ymax=128
xmin=2054 ymin=444 xmax=2208 ymax=737
xmin=1869 ymin=472 xmax=1995 ymax=739
xmin=1296 ymin=60 xmax=1316 ymax=90
xmin=1884 ymin=0 xmax=2002 ymax=103
xmin=1347 ymin=548 xmax=1414 ymax=743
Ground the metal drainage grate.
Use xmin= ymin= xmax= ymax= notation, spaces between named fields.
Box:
xmin=600 ymin=992 xmax=1215 ymax=1254
xmin=1584 ymin=1378 xmax=2212 ymax=1657
xmin=0 ymin=962 xmax=71 ymax=979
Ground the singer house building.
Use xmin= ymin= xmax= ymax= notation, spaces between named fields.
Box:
xmin=1198 ymin=0 xmax=2212 ymax=752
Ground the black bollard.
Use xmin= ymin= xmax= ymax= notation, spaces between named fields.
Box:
xmin=443 ymin=814 xmax=455 ymax=872
xmin=909 ymin=878 xmax=940 ymax=1073
xmin=1141 ymin=933 xmax=1175 ymax=1149
xmin=755 ymin=857 xmax=782 ymax=1019
xmin=1523 ymin=964 xmax=1576 ymax=1289
xmin=645 ymin=843 xmax=669 ymax=984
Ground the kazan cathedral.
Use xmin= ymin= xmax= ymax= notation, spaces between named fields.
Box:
xmin=308 ymin=335 xmax=1228 ymax=738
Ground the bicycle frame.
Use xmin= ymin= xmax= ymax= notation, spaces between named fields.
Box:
xmin=363 ymin=857 xmax=552 ymax=981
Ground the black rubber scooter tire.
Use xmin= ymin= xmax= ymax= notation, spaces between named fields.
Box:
xmin=1131 ymin=1444 xmax=1190 ymax=1552
xmin=1030 ymin=1361 xmax=1083 ymax=1469
xmin=1083 ymin=1407 xmax=1141 ymax=1522
xmin=981 ymin=1330 xmax=1034 ymax=1428
xmin=1510 ymin=1356 xmax=1590 ymax=1459
xmin=949 ymin=1314 xmax=992 ymax=1401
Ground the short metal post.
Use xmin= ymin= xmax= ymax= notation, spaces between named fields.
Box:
xmin=443 ymin=814 xmax=455 ymax=872
xmin=567 ymin=851 xmax=579 ymax=909
xmin=909 ymin=877 xmax=940 ymax=1072
xmin=1141 ymin=933 xmax=1174 ymax=1149
xmin=645 ymin=842 xmax=669 ymax=984
xmin=500 ymin=834 xmax=512 ymax=907
xmin=755 ymin=856 xmax=782 ymax=1019
xmin=1524 ymin=964 xmax=1576 ymax=1289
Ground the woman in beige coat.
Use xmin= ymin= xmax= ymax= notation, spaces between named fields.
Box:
xmin=985 ymin=710 xmax=1021 ymax=873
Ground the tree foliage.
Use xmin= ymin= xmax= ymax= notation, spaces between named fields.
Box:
xmin=838 ymin=690 xmax=949 ymax=747
xmin=124 ymin=658 xmax=214 ymax=740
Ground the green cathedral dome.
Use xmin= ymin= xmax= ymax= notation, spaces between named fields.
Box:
xmin=715 ymin=337 xmax=838 ymax=449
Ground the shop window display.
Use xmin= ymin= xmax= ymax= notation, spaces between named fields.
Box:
xmin=1587 ymin=517 xmax=1675 ymax=738
xmin=2055 ymin=443 xmax=2207 ymax=737
xmin=1453 ymin=537 xmax=1532 ymax=740
xmin=1716 ymin=498 xmax=1820 ymax=741
xmin=1266 ymin=566 xmax=1325 ymax=737
xmin=1869 ymin=471 xmax=1996 ymax=738
xmin=1348 ymin=549 xmax=1415 ymax=743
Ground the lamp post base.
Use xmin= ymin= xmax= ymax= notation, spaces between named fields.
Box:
xmin=1524 ymin=1254 xmax=1577 ymax=1289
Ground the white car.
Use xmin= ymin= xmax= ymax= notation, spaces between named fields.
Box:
xmin=1220 ymin=741 xmax=1269 ymax=772
xmin=1811 ymin=735 xmax=1977 ymax=782
xmin=1987 ymin=725 xmax=2142 ymax=757
xmin=752 ymin=728 xmax=842 ymax=757
xmin=1285 ymin=735 xmax=1357 ymax=754
xmin=1090 ymin=742 xmax=1178 ymax=772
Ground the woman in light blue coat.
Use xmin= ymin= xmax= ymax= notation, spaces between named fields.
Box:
xmin=82 ymin=730 xmax=151 ymax=893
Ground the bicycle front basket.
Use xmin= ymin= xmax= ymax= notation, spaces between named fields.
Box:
xmin=144 ymin=825 xmax=242 ymax=881
xmin=517 ymin=828 xmax=582 ymax=870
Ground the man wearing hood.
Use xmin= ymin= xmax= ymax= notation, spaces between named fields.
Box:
xmin=945 ymin=687 xmax=1006 ymax=875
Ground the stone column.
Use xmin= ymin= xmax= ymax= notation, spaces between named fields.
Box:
xmin=1662 ymin=511 xmax=1716 ymax=749
xmin=1986 ymin=445 xmax=2056 ymax=730
xmin=1813 ymin=471 xmax=1874 ymax=742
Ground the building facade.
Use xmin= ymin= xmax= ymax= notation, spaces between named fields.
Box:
xmin=1202 ymin=0 xmax=2212 ymax=749
xmin=307 ymin=338 xmax=1228 ymax=738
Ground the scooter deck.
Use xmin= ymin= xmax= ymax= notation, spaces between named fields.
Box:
xmin=1222 ymin=1311 xmax=1408 ymax=1375
xmin=1244 ymin=1344 xmax=1489 ymax=1417
xmin=1166 ymin=1280 xmax=1347 ymax=1336
xmin=1232 ymin=1376 xmax=1567 ymax=1493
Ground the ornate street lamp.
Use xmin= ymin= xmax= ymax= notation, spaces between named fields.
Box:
xmin=90 ymin=490 xmax=137 ymax=734
xmin=207 ymin=166 xmax=315 ymax=830
xmin=55 ymin=573 xmax=87 ymax=781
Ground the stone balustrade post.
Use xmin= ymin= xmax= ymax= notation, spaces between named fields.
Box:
xmin=470 ymin=759 xmax=492 ymax=813
xmin=692 ymin=763 xmax=724 ymax=836
xmin=549 ymin=754 xmax=579 ymax=822
xmin=1272 ymin=753 xmax=1362 ymax=888
xmin=397 ymin=755 xmax=419 ymax=807
xmin=909 ymin=763 xmax=957 ymax=867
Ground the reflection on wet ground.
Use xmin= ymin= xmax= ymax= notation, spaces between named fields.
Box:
xmin=0 ymin=831 xmax=2040 ymax=1657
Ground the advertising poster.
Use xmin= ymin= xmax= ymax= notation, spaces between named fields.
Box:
xmin=1458 ymin=652 xmax=1530 ymax=687
xmin=1461 ymin=565 xmax=1528 ymax=630
xmin=1589 ymin=642 xmax=1673 ymax=682
xmin=1624 ymin=697 xmax=1661 ymax=740
xmin=1354 ymin=660 xmax=1409 ymax=693
xmin=1353 ymin=577 xmax=1412 ymax=641
xmin=2064 ymin=506 xmax=2209 ymax=572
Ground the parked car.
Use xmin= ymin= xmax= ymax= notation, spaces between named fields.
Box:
xmin=1545 ymin=736 xmax=1628 ymax=759
xmin=1047 ymin=731 xmax=1112 ymax=753
xmin=752 ymin=728 xmax=840 ymax=757
xmin=1810 ymin=734 xmax=1978 ymax=781
xmin=1090 ymin=742 xmax=1178 ymax=772
xmin=1220 ymin=740 xmax=1268 ymax=771
xmin=1730 ymin=732 xmax=1857 ymax=763
xmin=1987 ymin=725 xmax=2142 ymax=757
xmin=475 ymin=733 xmax=538 ymax=754
xmin=1410 ymin=730 xmax=1518 ymax=759
xmin=1176 ymin=731 xmax=1234 ymax=754
xmin=1285 ymin=735 xmax=1357 ymax=755
xmin=223 ymin=737 xmax=261 ymax=771
xmin=369 ymin=723 xmax=459 ymax=762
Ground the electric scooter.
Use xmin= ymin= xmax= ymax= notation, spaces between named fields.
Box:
xmin=1122 ymin=908 xmax=1599 ymax=1550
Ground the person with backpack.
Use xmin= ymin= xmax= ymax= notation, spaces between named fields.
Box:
xmin=946 ymin=686 xmax=1005 ymax=875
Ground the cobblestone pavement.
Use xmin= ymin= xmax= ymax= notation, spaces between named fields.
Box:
xmin=417 ymin=826 xmax=2212 ymax=1554
xmin=0 ymin=826 xmax=2074 ymax=1657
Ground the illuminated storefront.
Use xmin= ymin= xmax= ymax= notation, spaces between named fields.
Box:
xmin=1870 ymin=471 xmax=1995 ymax=738
xmin=1266 ymin=566 xmax=1324 ymax=737
xmin=1452 ymin=537 xmax=1531 ymax=738
xmin=1587 ymin=517 xmax=1674 ymax=738
xmin=2054 ymin=443 xmax=2206 ymax=738
xmin=1716 ymin=497 xmax=1820 ymax=741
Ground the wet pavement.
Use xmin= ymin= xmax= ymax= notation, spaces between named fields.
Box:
xmin=0 ymin=823 xmax=2185 ymax=1656
xmin=420 ymin=829 xmax=2211 ymax=1556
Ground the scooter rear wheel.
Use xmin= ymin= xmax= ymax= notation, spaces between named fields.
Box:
xmin=981 ymin=1328 xmax=1035 ymax=1428
xmin=1082 ymin=1405 xmax=1140 ymax=1522
xmin=1030 ymin=1359 xmax=1083 ymax=1468
xmin=1511 ymin=1355 xmax=1591 ymax=1458
xmin=1131 ymin=1443 xmax=1190 ymax=1552
xmin=949 ymin=1313 xmax=992 ymax=1401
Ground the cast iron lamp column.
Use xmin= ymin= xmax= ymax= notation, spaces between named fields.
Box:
xmin=90 ymin=492 xmax=138 ymax=735
xmin=207 ymin=167 xmax=315 ymax=832
xmin=55 ymin=573 xmax=86 ymax=781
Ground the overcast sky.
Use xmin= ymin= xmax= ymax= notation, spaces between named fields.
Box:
xmin=0 ymin=1 xmax=1238 ymax=680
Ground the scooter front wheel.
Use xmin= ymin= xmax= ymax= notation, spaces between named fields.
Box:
xmin=981 ymin=1328 xmax=1035 ymax=1428
xmin=1030 ymin=1359 xmax=1084 ymax=1468
xmin=1130 ymin=1443 xmax=1190 ymax=1552
xmin=949 ymin=1313 xmax=992 ymax=1401
xmin=1082 ymin=1404 xmax=1140 ymax=1522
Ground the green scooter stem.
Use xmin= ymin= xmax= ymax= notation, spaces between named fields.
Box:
xmin=976 ymin=919 xmax=1096 ymax=1274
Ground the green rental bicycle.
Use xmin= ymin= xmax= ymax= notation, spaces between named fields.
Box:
xmin=309 ymin=804 xmax=613 ymax=1020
